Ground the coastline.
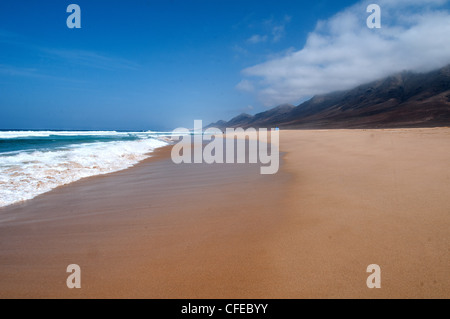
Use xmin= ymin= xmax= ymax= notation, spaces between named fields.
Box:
xmin=0 ymin=128 xmax=449 ymax=298
xmin=0 ymin=140 xmax=291 ymax=298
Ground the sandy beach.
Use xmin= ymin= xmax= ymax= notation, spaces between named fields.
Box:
xmin=0 ymin=128 xmax=449 ymax=298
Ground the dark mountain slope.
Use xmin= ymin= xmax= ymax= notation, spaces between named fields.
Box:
xmin=208 ymin=65 xmax=450 ymax=129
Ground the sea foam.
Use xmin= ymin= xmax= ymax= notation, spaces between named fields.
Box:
xmin=0 ymin=132 xmax=167 ymax=208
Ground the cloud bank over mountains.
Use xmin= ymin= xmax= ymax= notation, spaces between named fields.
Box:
xmin=238 ymin=0 xmax=450 ymax=106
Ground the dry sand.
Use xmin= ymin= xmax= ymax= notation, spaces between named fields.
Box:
xmin=272 ymin=128 xmax=450 ymax=298
xmin=0 ymin=128 xmax=449 ymax=298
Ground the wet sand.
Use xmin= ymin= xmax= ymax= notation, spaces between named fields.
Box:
xmin=0 ymin=128 xmax=449 ymax=298
xmin=0 ymin=145 xmax=290 ymax=298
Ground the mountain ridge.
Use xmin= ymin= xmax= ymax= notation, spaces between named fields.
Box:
xmin=207 ymin=65 xmax=450 ymax=130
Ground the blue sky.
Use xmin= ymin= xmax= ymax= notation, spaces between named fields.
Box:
xmin=1 ymin=0 xmax=449 ymax=130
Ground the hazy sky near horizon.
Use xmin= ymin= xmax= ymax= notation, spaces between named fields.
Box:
xmin=1 ymin=0 xmax=449 ymax=130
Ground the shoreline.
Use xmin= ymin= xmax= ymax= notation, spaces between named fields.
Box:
xmin=0 ymin=137 xmax=291 ymax=298
xmin=0 ymin=128 xmax=449 ymax=298
xmin=0 ymin=139 xmax=172 ymax=213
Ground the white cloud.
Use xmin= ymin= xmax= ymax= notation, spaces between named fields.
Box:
xmin=0 ymin=64 xmax=39 ymax=77
xmin=236 ymin=79 xmax=255 ymax=92
xmin=246 ymin=16 xmax=291 ymax=46
xmin=232 ymin=44 xmax=248 ymax=55
xmin=247 ymin=34 xmax=268 ymax=44
xmin=0 ymin=64 xmax=86 ymax=83
xmin=240 ymin=0 xmax=450 ymax=106
xmin=272 ymin=25 xmax=285 ymax=43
